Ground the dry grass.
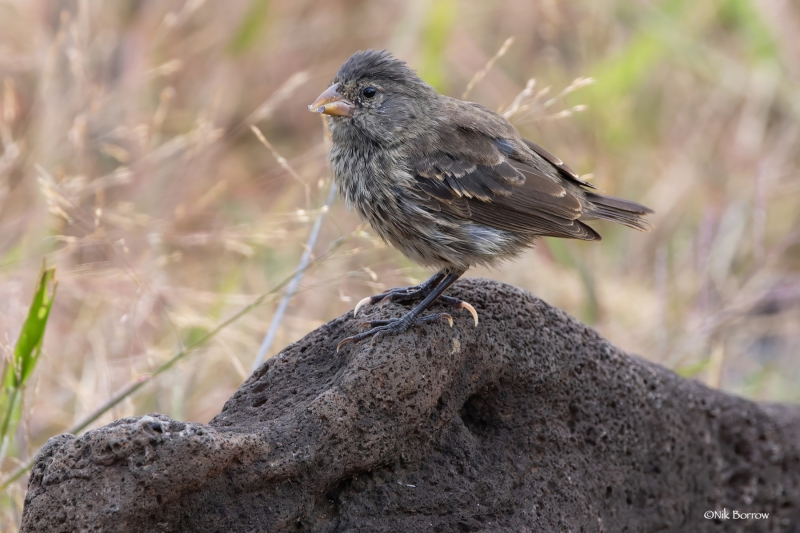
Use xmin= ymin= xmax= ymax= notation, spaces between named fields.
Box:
xmin=1 ymin=0 xmax=799 ymax=526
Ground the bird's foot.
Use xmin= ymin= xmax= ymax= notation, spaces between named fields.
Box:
xmin=353 ymin=288 xmax=479 ymax=327
xmin=353 ymin=284 xmax=432 ymax=316
xmin=337 ymin=297 xmax=478 ymax=351
xmin=340 ymin=270 xmax=477 ymax=351
xmin=336 ymin=312 xmax=454 ymax=352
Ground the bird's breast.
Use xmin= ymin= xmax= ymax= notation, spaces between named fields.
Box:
xmin=330 ymin=143 xmax=435 ymax=242
xmin=330 ymin=144 xmax=406 ymax=215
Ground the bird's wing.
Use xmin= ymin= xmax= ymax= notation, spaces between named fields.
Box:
xmin=521 ymin=138 xmax=596 ymax=190
xmin=409 ymin=98 xmax=600 ymax=241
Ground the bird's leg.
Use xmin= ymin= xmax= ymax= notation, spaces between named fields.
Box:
xmin=353 ymin=271 xmax=446 ymax=316
xmin=352 ymin=270 xmax=479 ymax=325
xmin=337 ymin=271 xmax=478 ymax=351
xmin=357 ymin=294 xmax=479 ymax=330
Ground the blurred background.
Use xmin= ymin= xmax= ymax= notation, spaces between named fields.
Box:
xmin=1 ymin=0 xmax=799 ymax=525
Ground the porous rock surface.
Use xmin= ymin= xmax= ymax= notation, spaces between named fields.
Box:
xmin=21 ymin=279 xmax=800 ymax=532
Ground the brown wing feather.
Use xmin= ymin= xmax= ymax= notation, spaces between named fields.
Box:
xmin=411 ymin=148 xmax=600 ymax=241
xmin=409 ymin=96 xmax=652 ymax=241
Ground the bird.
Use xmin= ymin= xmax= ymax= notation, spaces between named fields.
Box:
xmin=308 ymin=50 xmax=652 ymax=351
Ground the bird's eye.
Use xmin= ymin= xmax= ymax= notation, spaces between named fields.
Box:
xmin=362 ymin=87 xmax=377 ymax=98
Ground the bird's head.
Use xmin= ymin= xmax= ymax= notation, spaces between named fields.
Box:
xmin=308 ymin=50 xmax=435 ymax=144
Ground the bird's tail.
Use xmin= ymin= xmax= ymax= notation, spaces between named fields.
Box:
xmin=582 ymin=191 xmax=653 ymax=231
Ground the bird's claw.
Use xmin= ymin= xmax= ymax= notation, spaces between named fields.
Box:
xmin=440 ymin=313 xmax=454 ymax=327
xmin=458 ymin=301 xmax=479 ymax=327
xmin=336 ymin=336 xmax=355 ymax=352
xmin=353 ymin=296 xmax=372 ymax=316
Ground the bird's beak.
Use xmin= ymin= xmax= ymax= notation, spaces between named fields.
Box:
xmin=308 ymin=83 xmax=354 ymax=117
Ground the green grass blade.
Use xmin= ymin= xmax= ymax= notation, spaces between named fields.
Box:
xmin=0 ymin=263 xmax=57 ymax=461
xmin=7 ymin=264 xmax=57 ymax=387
